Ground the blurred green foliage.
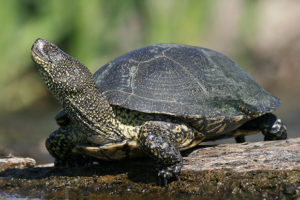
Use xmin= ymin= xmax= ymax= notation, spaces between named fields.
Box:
xmin=0 ymin=0 xmax=258 ymax=115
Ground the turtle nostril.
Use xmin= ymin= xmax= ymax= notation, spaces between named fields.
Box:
xmin=31 ymin=39 xmax=51 ymax=62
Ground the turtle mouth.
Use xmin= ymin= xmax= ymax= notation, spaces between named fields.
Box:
xmin=31 ymin=38 xmax=51 ymax=65
xmin=31 ymin=39 xmax=55 ymax=85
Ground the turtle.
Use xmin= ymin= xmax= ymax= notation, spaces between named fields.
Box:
xmin=31 ymin=38 xmax=287 ymax=185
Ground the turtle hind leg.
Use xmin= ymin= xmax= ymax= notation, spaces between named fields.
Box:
xmin=234 ymin=135 xmax=246 ymax=143
xmin=46 ymin=126 xmax=91 ymax=167
xmin=239 ymin=113 xmax=287 ymax=141
xmin=259 ymin=113 xmax=287 ymax=141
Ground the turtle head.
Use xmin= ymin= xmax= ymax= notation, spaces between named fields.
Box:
xmin=31 ymin=38 xmax=95 ymax=98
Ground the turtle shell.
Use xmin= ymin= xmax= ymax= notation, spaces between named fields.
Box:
xmin=94 ymin=44 xmax=280 ymax=118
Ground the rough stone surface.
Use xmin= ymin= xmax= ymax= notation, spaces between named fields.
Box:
xmin=0 ymin=138 xmax=299 ymax=199
xmin=182 ymin=138 xmax=300 ymax=172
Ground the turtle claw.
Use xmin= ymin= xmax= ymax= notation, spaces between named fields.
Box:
xmin=157 ymin=171 xmax=180 ymax=186
xmin=157 ymin=176 xmax=168 ymax=187
xmin=156 ymin=163 xmax=181 ymax=186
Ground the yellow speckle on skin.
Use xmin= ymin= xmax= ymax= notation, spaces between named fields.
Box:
xmin=172 ymin=127 xmax=181 ymax=133
xmin=232 ymin=115 xmax=244 ymax=123
xmin=206 ymin=117 xmax=225 ymax=126
xmin=216 ymin=124 xmax=226 ymax=134
xmin=207 ymin=123 xmax=223 ymax=133
xmin=181 ymin=125 xmax=189 ymax=132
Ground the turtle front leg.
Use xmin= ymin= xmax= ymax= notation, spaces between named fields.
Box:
xmin=138 ymin=121 xmax=195 ymax=185
xmin=46 ymin=125 xmax=91 ymax=167
xmin=138 ymin=122 xmax=182 ymax=185
xmin=55 ymin=109 xmax=70 ymax=127
xmin=239 ymin=113 xmax=287 ymax=141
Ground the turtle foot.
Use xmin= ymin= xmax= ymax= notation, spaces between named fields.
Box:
xmin=157 ymin=162 xmax=182 ymax=186
xmin=263 ymin=118 xmax=287 ymax=141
